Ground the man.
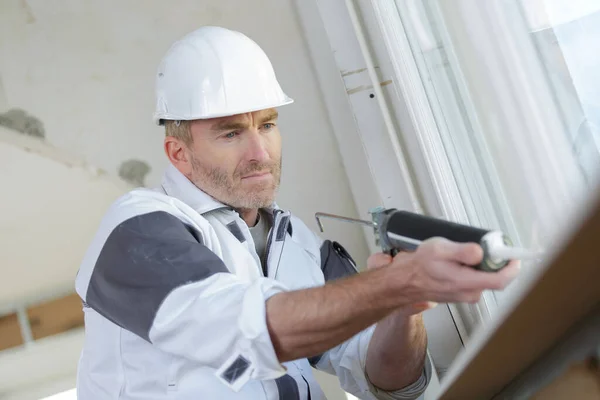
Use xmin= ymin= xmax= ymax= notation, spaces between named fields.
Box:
xmin=75 ymin=26 xmax=519 ymax=399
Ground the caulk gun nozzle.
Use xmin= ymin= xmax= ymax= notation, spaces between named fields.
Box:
xmin=489 ymin=245 xmax=545 ymax=261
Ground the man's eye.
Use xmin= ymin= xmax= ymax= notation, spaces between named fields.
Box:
xmin=224 ymin=132 xmax=238 ymax=139
xmin=263 ymin=123 xmax=274 ymax=130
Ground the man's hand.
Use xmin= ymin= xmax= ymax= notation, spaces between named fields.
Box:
xmin=388 ymin=237 xmax=520 ymax=305
xmin=367 ymin=237 xmax=522 ymax=313
xmin=364 ymin=239 xmax=520 ymax=391
xmin=266 ymin=237 xmax=520 ymax=363
xmin=367 ymin=253 xmax=437 ymax=316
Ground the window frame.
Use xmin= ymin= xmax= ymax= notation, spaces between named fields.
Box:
xmin=296 ymin=0 xmax=595 ymax=382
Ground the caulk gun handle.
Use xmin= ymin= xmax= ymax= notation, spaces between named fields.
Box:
xmin=373 ymin=211 xmax=401 ymax=257
xmin=383 ymin=246 xmax=400 ymax=257
xmin=378 ymin=247 xmax=398 ymax=257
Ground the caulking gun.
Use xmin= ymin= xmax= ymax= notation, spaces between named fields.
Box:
xmin=315 ymin=207 xmax=543 ymax=272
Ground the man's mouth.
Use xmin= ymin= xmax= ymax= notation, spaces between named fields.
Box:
xmin=241 ymin=171 xmax=272 ymax=180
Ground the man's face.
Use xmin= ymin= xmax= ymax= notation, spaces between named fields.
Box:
xmin=186 ymin=108 xmax=282 ymax=210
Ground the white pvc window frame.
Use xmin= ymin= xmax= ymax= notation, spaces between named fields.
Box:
xmin=364 ymin=0 xmax=587 ymax=334
xmin=295 ymin=0 xmax=466 ymax=383
xmin=359 ymin=0 xmax=501 ymax=339
xmin=296 ymin=0 xmax=594 ymax=384
xmin=351 ymin=0 xmax=592 ymax=335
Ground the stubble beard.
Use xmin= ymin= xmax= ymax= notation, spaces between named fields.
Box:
xmin=190 ymin=155 xmax=282 ymax=209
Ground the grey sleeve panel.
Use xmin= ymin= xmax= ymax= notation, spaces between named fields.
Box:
xmin=275 ymin=375 xmax=300 ymax=400
xmin=309 ymin=240 xmax=359 ymax=367
xmin=86 ymin=211 xmax=229 ymax=342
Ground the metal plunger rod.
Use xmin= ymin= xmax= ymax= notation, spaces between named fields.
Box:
xmin=315 ymin=212 xmax=375 ymax=233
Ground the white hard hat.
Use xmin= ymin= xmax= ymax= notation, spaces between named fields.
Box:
xmin=153 ymin=26 xmax=293 ymax=125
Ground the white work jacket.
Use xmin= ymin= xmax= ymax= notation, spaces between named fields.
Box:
xmin=74 ymin=164 xmax=431 ymax=399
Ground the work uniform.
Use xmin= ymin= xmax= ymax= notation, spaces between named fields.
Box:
xmin=75 ymin=164 xmax=432 ymax=399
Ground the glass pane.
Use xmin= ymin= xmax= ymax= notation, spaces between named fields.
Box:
xmin=522 ymin=0 xmax=600 ymax=183
xmin=393 ymin=0 xmax=600 ymax=306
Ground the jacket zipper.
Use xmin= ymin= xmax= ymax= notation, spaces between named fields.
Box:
xmin=263 ymin=209 xmax=290 ymax=277
xmin=262 ymin=210 xmax=281 ymax=276
xmin=301 ymin=375 xmax=312 ymax=400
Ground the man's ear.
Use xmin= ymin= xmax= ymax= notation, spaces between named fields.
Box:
xmin=164 ymin=137 xmax=193 ymax=177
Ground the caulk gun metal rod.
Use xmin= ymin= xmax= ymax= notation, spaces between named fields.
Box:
xmin=315 ymin=212 xmax=376 ymax=233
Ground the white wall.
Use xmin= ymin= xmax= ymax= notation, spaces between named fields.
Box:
xmin=0 ymin=0 xmax=368 ymax=256
xmin=0 ymin=126 xmax=132 ymax=307
xmin=0 ymin=329 xmax=84 ymax=400
xmin=0 ymin=1 xmax=369 ymax=398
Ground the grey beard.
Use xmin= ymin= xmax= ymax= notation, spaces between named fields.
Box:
xmin=190 ymin=157 xmax=281 ymax=209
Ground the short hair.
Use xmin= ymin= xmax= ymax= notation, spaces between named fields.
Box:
xmin=164 ymin=120 xmax=192 ymax=145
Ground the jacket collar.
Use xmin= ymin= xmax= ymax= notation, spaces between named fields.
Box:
xmin=161 ymin=163 xmax=230 ymax=215
xmin=161 ymin=163 xmax=282 ymax=215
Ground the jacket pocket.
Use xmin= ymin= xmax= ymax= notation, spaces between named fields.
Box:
xmin=320 ymin=240 xmax=359 ymax=282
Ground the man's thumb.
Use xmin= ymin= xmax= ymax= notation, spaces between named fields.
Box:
xmin=367 ymin=253 xmax=393 ymax=270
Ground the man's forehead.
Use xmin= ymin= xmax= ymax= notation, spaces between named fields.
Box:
xmin=213 ymin=109 xmax=278 ymax=124
xmin=196 ymin=109 xmax=278 ymax=133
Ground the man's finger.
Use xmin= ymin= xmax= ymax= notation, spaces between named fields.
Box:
xmin=367 ymin=253 xmax=393 ymax=270
xmin=498 ymin=260 xmax=521 ymax=282
xmin=412 ymin=301 xmax=438 ymax=312
xmin=455 ymin=242 xmax=484 ymax=266
xmin=423 ymin=237 xmax=483 ymax=266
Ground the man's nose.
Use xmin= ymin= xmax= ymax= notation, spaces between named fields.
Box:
xmin=245 ymin=131 xmax=270 ymax=163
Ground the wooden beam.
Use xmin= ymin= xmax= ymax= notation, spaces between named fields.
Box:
xmin=0 ymin=293 xmax=84 ymax=352
xmin=0 ymin=313 xmax=24 ymax=351
xmin=27 ymin=293 xmax=84 ymax=340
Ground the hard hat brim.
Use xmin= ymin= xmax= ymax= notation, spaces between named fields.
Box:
xmin=154 ymin=97 xmax=294 ymax=126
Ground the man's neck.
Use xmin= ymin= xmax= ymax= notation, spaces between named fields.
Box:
xmin=238 ymin=208 xmax=260 ymax=227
